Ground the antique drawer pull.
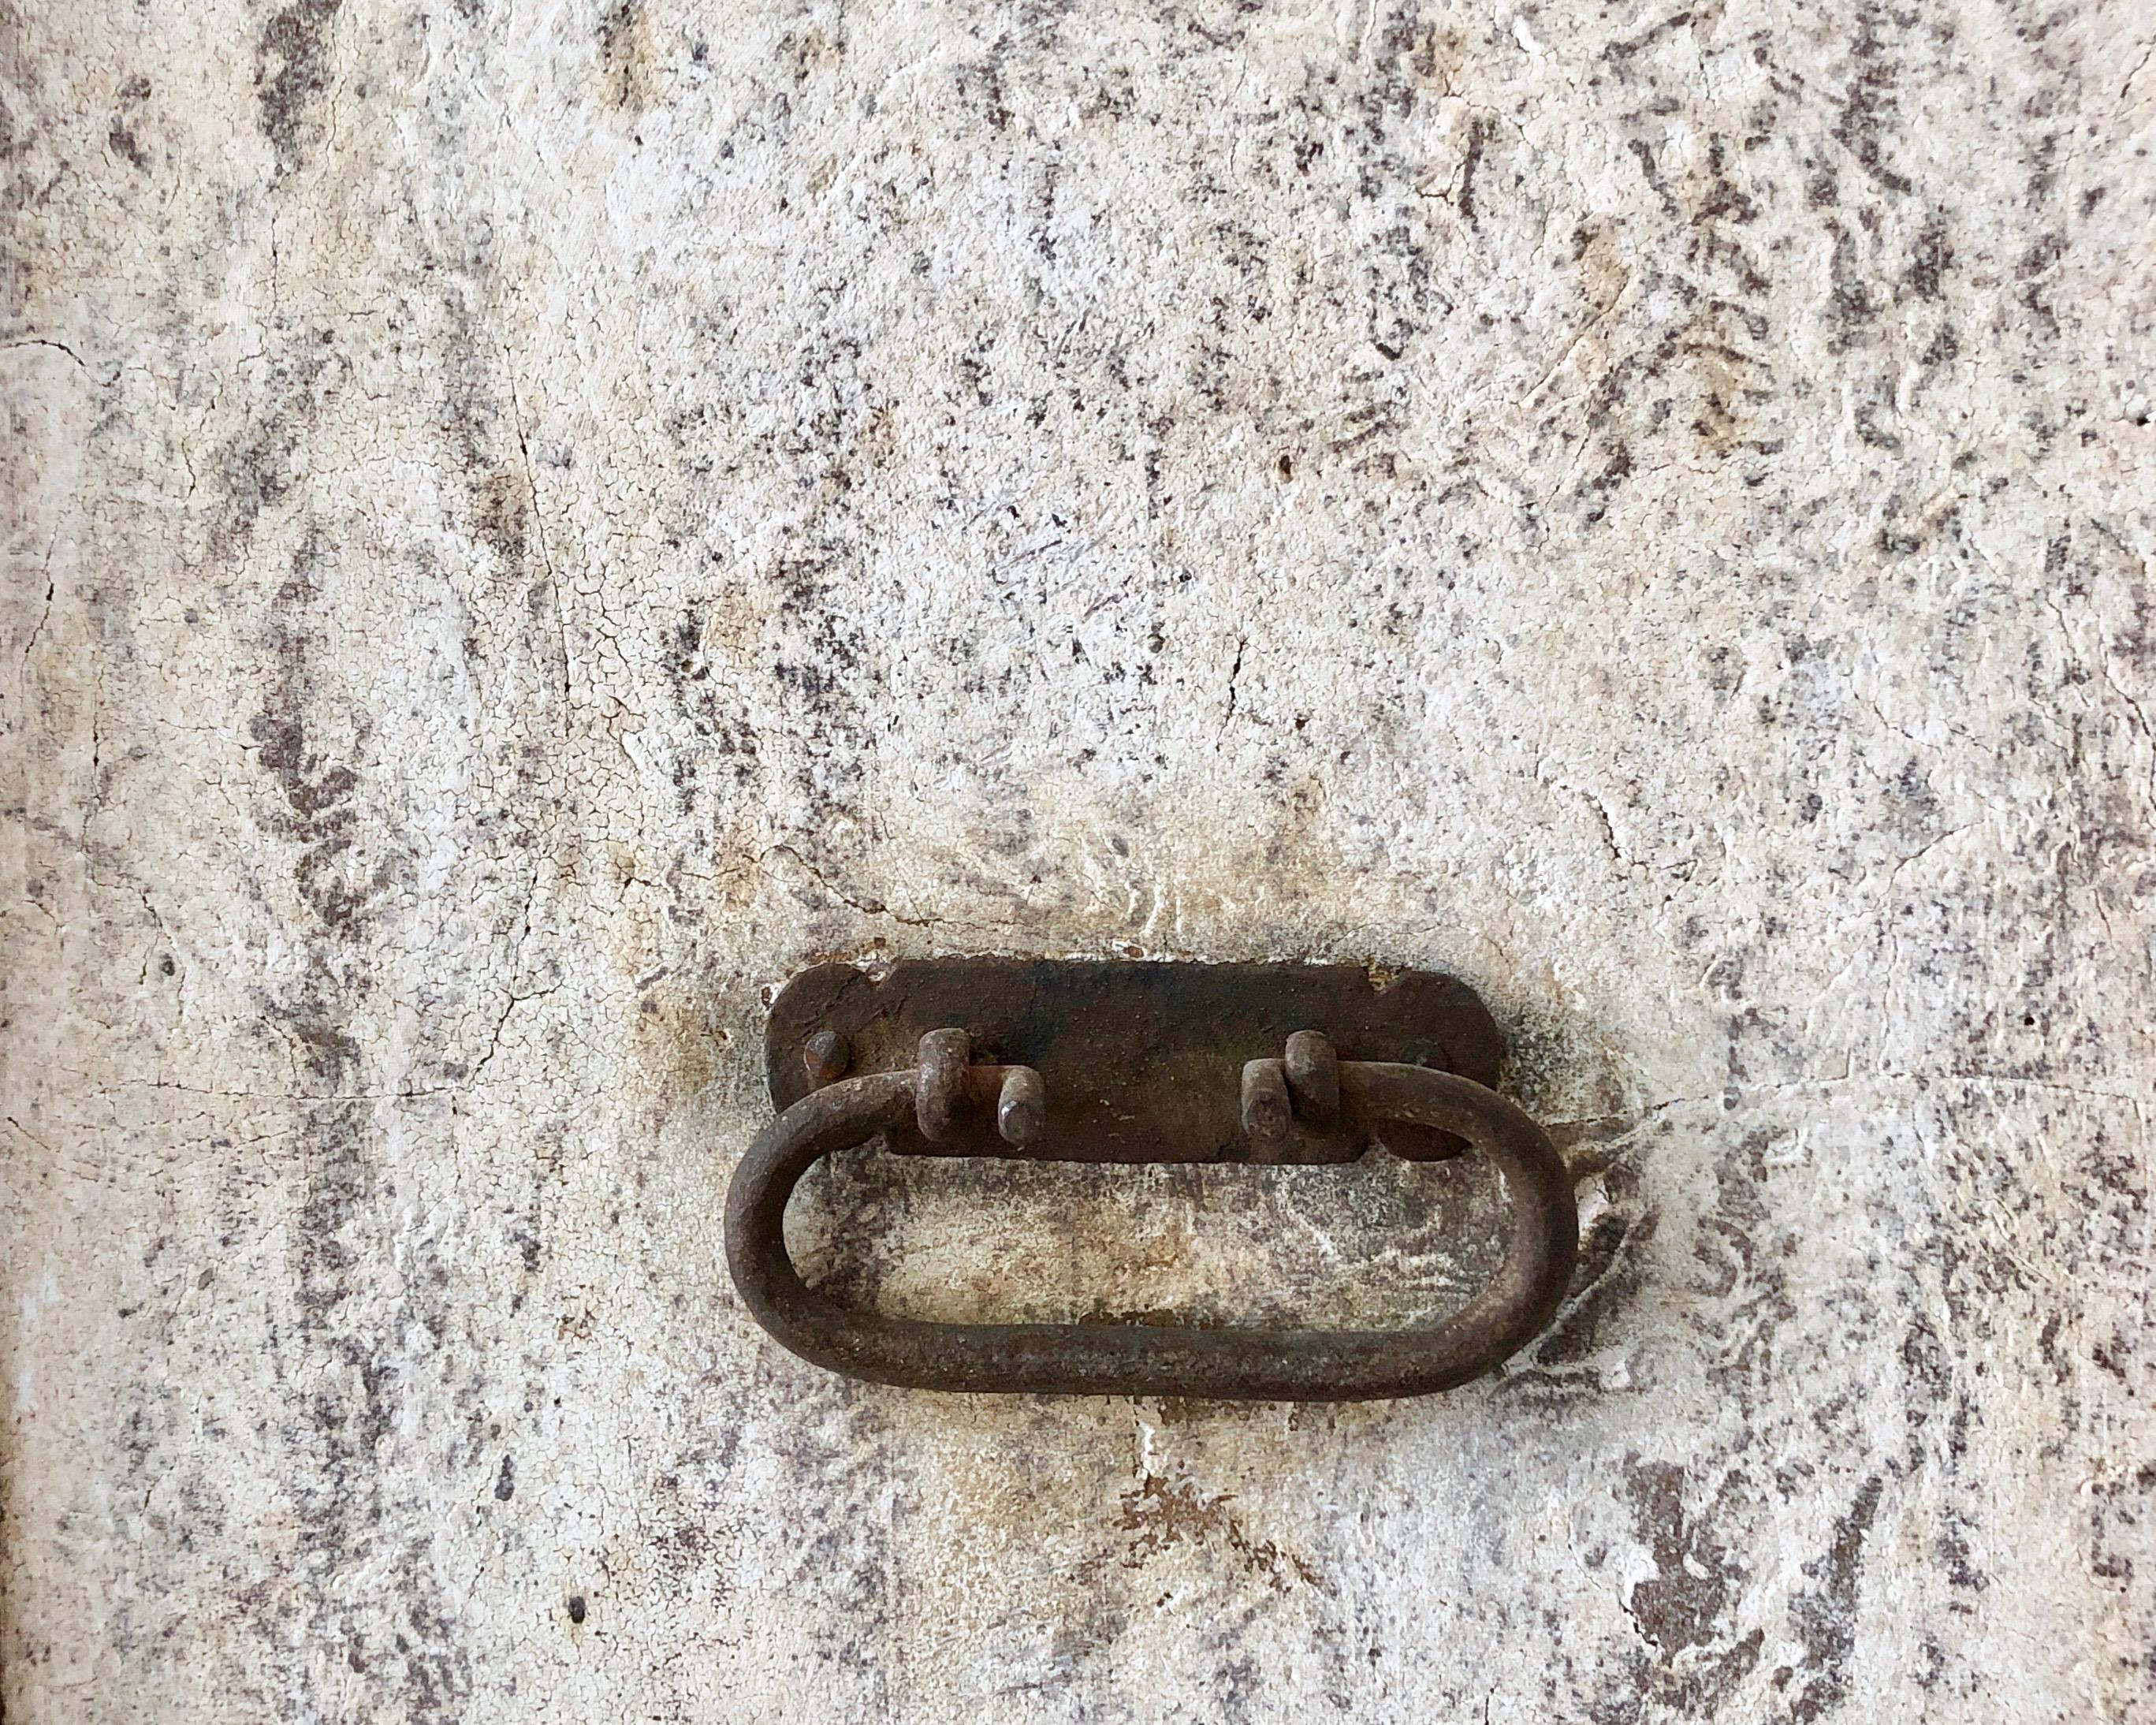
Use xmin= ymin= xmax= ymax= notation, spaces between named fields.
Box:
xmin=724 ymin=959 xmax=1577 ymax=1400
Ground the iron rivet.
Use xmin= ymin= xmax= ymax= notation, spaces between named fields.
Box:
xmin=802 ymin=1029 xmax=851 ymax=1085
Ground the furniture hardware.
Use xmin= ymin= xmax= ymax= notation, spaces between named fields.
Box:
xmin=725 ymin=959 xmax=1577 ymax=1399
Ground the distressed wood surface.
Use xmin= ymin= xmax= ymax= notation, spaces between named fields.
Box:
xmin=4 ymin=1 xmax=2154 ymax=1719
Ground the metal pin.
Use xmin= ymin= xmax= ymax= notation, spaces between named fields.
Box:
xmin=802 ymin=1029 xmax=851 ymax=1086
xmin=996 ymin=1066 xmax=1046 ymax=1148
xmin=1283 ymin=1029 xmax=1339 ymax=1123
xmin=1241 ymin=1058 xmax=1291 ymax=1161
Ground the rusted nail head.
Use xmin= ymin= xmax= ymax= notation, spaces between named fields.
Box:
xmin=802 ymin=1029 xmax=851 ymax=1084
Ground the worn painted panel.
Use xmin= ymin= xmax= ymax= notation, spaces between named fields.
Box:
xmin=2 ymin=0 xmax=2151 ymax=1719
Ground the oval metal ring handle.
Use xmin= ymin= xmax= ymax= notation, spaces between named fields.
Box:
xmin=724 ymin=1046 xmax=1577 ymax=1401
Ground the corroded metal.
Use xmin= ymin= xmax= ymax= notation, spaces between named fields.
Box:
xmin=800 ymin=1028 xmax=851 ymax=1086
xmin=726 ymin=959 xmax=1578 ymax=1400
xmin=762 ymin=958 xmax=1502 ymax=1164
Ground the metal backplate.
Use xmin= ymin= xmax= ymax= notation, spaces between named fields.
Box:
xmin=764 ymin=959 xmax=1502 ymax=1164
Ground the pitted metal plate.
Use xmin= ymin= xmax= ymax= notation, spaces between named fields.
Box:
xmin=763 ymin=958 xmax=1502 ymax=1163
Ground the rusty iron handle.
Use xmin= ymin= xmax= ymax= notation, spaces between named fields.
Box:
xmin=725 ymin=1033 xmax=1577 ymax=1400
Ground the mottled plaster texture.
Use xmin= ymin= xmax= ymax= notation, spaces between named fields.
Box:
xmin=4 ymin=0 xmax=2154 ymax=1719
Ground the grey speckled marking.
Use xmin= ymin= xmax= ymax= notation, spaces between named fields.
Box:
xmin=2 ymin=0 xmax=2152 ymax=1719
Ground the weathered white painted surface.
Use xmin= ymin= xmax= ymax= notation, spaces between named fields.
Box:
xmin=5 ymin=1 xmax=2154 ymax=1719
